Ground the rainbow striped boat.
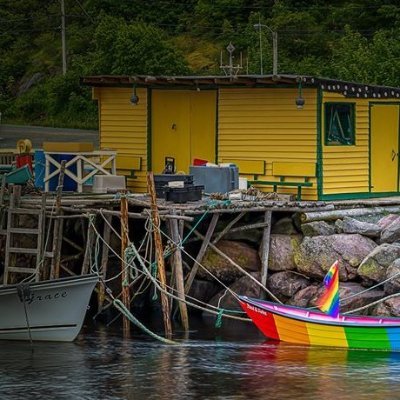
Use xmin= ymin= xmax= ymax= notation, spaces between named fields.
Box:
xmin=239 ymin=296 xmax=400 ymax=351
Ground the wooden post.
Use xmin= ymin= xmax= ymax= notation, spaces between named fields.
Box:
xmin=260 ymin=211 xmax=272 ymax=299
xmin=81 ymin=219 xmax=95 ymax=275
xmin=98 ymin=214 xmax=112 ymax=313
xmin=147 ymin=172 xmax=172 ymax=339
xmin=0 ymin=175 xmax=6 ymax=232
xmin=169 ymin=212 xmax=189 ymax=331
xmin=120 ymin=193 xmax=131 ymax=337
xmin=184 ymin=213 xmax=219 ymax=294
xmin=50 ymin=160 xmax=65 ymax=279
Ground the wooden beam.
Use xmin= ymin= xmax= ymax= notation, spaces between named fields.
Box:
xmin=212 ymin=212 xmax=245 ymax=245
xmin=184 ymin=213 xmax=219 ymax=294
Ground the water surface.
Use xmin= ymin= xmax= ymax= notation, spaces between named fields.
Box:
xmin=1 ymin=321 xmax=400 ymax=400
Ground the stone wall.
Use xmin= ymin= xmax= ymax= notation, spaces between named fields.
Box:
xmin=201 ymin=213 xmax=400 ymax=317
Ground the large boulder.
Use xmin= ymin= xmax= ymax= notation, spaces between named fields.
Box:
xmin=289 ymin=282 xmax=385 ymax=315
xmin=337 ymin=282 xmax=385 ymax=315
xmin=384 ymin=259 xmax=400 ymax=295
xmin=268 ymin=234 xmax=302 ymax=271
xmin=370 ymin=297 xmax=400 ymax=317
xmin=267 ymin=271 xmax=310 ymax=300
xmin=294 ymin=234 xmax=377 ymax=281
xmin=380 ymin=215 xmax=400 ymax=243
xmin=271 ymin=217 xmax=298 ymax=235
xmin=187 ymin=279 xmax=222 ymax=310
xmin=199 ymin=240 xmax=261 ymax=283
xmin=339 ymin=217 xmax=381 ymax=238
xmin=358 ymin=243 xmax=400 ymax=283
xmin=301 ymin=221 xmax=335 ymax=237
xmin=378 ymin=214 xmax=400 ymax=230
xmin=287 ymin=285 xmax=320 ymax=308
xmin=223 ymin=227 xmax=263 ymax=245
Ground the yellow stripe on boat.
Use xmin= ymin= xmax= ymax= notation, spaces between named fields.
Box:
xmin=306 ymin=322 xmax=348 ymax=347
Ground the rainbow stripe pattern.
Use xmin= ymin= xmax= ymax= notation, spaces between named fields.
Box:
xmin=317 ymin=260 xmax=340 ymax=318
xmin=240 ymin=296 xmax=400 ymax=351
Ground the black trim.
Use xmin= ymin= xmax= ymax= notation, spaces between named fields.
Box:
xmin=0 ymin=324 xmax=77 ymax=332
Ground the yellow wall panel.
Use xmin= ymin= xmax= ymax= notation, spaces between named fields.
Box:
xmin=322 ymin=92 xmax=369 ymax=196
xmin=218 ymin=88 xmax=318 ymax=200
xmin=98 ymin=88 xmax=148 ymax=192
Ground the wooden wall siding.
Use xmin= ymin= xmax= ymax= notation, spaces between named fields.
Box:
xmin=97 ymin=88 xmax=148 ymax=192
xmin=218 ymin=88 xmax=318 ymax=200
xmin=321 ymin=92 xmax=369 ymax=195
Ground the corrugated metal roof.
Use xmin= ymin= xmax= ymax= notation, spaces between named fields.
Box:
xmin=80 ymin=74 xmax=400 ymax=99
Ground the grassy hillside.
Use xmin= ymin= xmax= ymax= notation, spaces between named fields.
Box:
xmin=1 ymin=0 xmax=400 ymax=129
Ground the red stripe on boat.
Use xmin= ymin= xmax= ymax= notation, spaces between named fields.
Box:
xmin=239 ymin=300 xmax=279 ymax=340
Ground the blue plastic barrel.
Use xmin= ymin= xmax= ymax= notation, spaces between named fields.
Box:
xmin=34 ymin=150 xmax=45 ymax=190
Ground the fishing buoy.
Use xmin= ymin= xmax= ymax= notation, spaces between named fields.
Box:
xmin=16 ymin=139 xmax=33 ymax=154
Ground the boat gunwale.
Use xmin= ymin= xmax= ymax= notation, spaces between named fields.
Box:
xmin=0 ymin=274 xmax=99 ymax=295
xmin=240 ymin=296 xmax=400 ymax=328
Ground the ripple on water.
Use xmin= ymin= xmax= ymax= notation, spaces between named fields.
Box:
xmin=1 ymin=326 xmax=400 ymax=400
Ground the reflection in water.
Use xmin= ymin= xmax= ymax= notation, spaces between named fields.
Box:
xmin=1 ymin=323 xmax=400 ymax=400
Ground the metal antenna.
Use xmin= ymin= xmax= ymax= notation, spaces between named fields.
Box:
xmin=219 ymin=43 xmax=243 ymax=77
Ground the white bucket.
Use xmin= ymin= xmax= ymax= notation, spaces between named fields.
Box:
xmin=239 ymin=177 xmax=248 ymax=190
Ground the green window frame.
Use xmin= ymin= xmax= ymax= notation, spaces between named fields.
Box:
xmin=325 ymin=102 xmax=355 ymax=146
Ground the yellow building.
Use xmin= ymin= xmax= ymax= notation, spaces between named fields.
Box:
xmin=81 ymin=74 xmax=400 ymax=200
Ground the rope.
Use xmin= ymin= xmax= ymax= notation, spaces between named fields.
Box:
xmin=113 ymin=299 xmax=177 ymax=345
xmin=88 ymin=217 xmax=250 ymax=322
xmin=215 ymin=309 xmax=224 ymax=328
xmin=17 ymin=283 xmax=33 ymax=347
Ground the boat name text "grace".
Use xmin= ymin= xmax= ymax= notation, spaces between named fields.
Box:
xmin=21 ymin=291 xmax=68 ymax=305
xmin=247 ymin=303 xmax=267 ymax=316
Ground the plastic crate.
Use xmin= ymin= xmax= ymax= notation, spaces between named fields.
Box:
xmin=165 ymin=185 xmax=204 ymax=203
xmin=154 ymin=174 xmax=194 ymax=198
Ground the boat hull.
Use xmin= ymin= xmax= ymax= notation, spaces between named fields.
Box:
xmin=0 ymin=274 xmax=98 ymax=342
xmin=240 ymin=297 xmax=400 ymax=351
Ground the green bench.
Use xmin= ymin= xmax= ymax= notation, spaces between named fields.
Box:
xmin=249 ymin=162 xmax=315 ymax=201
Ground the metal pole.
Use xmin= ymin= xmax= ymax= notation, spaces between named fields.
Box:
xmin=61 ymin=0 xmax=67 ymax=75
xmin=272 ymin=31 xmax=278 ymax=76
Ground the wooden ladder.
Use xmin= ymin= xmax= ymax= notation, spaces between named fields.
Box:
xmin=3 ymin=190 xmax=46 ymax=285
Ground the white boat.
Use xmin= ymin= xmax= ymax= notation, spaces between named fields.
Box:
xmin=0 ymin=274 xmax=98 ymax=342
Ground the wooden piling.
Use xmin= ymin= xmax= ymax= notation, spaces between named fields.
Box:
xmin=50 ymin=160 xmax=65 ymax=279
xmin=120 ymin=192 xmax=131 ymax=337
xmin=98 ymin=214 xmax=112 ymax=313
xmin=81 ymin=218 xmax=94 ymax=275
xmin=147 ymin=172 xmax=172 ymax=339
xmin=169 ymin=212 xmax=189 ymax=331
xmin=260 ymin=211 xmax=272 ymax=299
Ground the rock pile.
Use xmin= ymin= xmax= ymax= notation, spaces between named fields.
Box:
xmin=201 ymin=213 xmax=400 ymax=317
